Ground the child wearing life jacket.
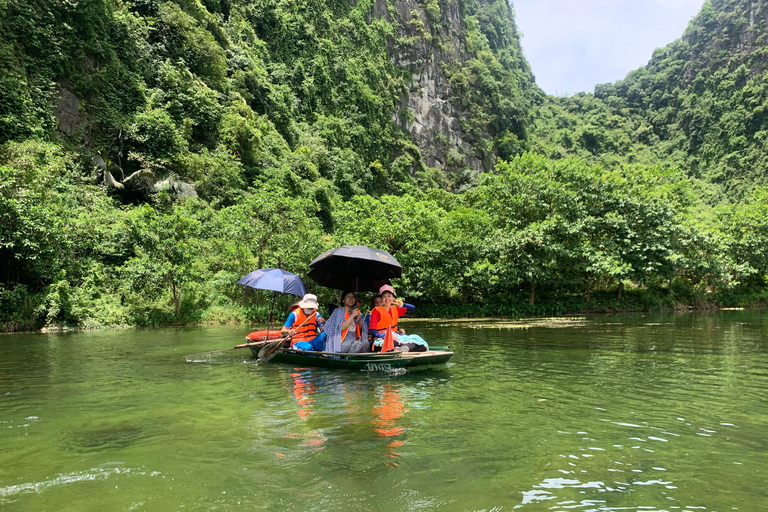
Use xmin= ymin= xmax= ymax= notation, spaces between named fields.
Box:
xmin=368 ymin=285 xmax=428 ymax=352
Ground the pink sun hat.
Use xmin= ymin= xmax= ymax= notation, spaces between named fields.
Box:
xmin=379 ymin=284 xmax=396 ymax=295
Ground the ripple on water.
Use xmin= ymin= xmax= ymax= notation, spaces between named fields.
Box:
xmin=0 ymin=464 xmax=145 ymax=501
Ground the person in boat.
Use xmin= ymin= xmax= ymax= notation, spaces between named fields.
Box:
xmin=324 ymin=291 xmax=370 ymax=354
xmin=367 ymin=294 xmax=409 ymax=335
xmin=364 ymin=294 xmax=406 ymax=337
xmin=368 ymin=285 xmax=428 ymax=352
xmin=364 ymin=294 xmax=382 ymax=329
xmin=281 ymin=293 xmax=326 ymax=351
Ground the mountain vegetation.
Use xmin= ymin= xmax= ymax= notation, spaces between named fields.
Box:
xmin=533 ymin=0 xmax=768 ymax=198
xmin=1 ymin=0 xmax=767 ymax=331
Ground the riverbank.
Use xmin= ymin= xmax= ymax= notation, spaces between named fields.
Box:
xmin=5 ymin=288 xmax=766 ymax=334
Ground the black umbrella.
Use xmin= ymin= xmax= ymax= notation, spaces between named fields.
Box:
xmin=308 ymin=245 xmax=402 ymax=292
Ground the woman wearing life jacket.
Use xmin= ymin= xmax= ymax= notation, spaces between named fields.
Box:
xmin=324 ymin=291 xmax=370 ymax=354
xmin=368 ymin=285 xmax=428 ymax=352
xmin=281 ymin=293 xmax=326 ymax=351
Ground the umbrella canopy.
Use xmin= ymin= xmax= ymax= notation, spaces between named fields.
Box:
xmin=238 ymin=268 xmax=307 ymax=297
xmin=308 ymin=245 xmax=401 ymax=292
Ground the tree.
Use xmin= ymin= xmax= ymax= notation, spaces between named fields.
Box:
xmin=719 ymin=186 xmax=768 ymax=286
xmin=124 ymin=204 xmax=202 ymax=320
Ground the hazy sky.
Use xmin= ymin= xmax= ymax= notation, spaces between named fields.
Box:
xmin=511 ymin=0 xmax=705 ymax=96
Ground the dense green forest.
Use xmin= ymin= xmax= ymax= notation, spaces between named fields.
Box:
xmin=532 ymin=0 xmax=768 ymax=198
xmin=1 ymin=0 xmax=767 ymax=331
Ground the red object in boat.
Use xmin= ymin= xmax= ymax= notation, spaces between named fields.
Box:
xmin=246 ymin=330 xmax=283 ymax=342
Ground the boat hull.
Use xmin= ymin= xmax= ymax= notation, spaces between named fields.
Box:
xmin=247 ymin=341 xmax=452 ymax=371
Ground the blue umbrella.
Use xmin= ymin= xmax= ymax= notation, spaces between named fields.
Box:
xmin=238 ymin=268 xmax=306 ymax=296
xmin=239 ymin=269 xmax=306 ymax=329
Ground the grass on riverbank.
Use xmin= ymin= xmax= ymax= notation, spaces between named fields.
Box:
xmin=3 ymin=282 xmax=767 ymax=333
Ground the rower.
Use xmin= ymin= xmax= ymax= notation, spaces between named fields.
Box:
xmin=281 ymin=294 xmax=326 ymax=351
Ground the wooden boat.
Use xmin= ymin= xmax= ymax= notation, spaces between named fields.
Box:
xmin=245 ymin=339 xmax=453 ymax=371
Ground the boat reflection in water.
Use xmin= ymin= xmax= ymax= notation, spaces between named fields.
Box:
xmin=372 ymin=385 xmax=407 ymax=468
xmin=290 ymin=369 xmax=316 ymax=419
xmin=272 ymin=368 xmax=447 ymax=470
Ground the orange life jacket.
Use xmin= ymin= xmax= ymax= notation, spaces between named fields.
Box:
xmin=372 ymin=306 xmax=399 ymax=331
xmin=341 ymin=310 xmax=362 ymax=341
xmin=289 ymin=309 xmax=319 ymax=346
xmin=373 ymin=306 xmax=399 ymax=352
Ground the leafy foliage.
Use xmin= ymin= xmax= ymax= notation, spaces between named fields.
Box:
xmin=533 ymin=0 xmax=768 ymax=199
xmin=2 ymin=0 xmax=768 ymax=330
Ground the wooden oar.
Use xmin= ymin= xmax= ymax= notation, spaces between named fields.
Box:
xmin=258 ymin=311 xmax=317 ymax=362
xmin=185 ymin=338 xmax=283 ymax=359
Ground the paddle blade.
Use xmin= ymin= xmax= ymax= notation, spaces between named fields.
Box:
xmin=258 ymin=338 xmax=286 ymax=362
xmin=382 ymin=328 xmax=395 ymax=352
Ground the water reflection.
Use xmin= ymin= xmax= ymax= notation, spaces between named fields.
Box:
xmin=372 ymin=385 xmax=407 ymax=468
xmin=372 ymin=386 xmax=406 ymax=438
xmin=253 ymin=366 xmax=448 ymax=474
xmin=289 ymin=369 xmax=316 ymax=419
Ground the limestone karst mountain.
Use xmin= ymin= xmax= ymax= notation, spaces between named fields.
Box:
xmin=1 ymin=0 xmax=538 ymax=192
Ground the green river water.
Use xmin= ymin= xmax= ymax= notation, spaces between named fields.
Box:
xmin=1 ymin=311 xmax=767 ymax=511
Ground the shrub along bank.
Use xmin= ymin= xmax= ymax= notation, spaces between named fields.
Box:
xmin=3 ymin=146 xmax=767 ymax=332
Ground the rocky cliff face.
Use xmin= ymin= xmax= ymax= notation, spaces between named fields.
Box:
xmin=372 ymin=0 xmax=537 ymax=182
xmin=376 ymin=0 xmax=484 ymax=175
xmin=678 ymin=0 xmax=768 ymax=82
